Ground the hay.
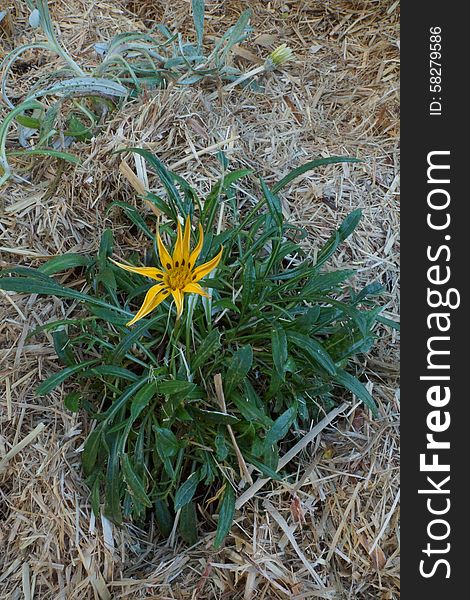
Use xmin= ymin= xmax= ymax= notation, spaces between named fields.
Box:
xmin=1 ymin=1 xmax=399 ymax=597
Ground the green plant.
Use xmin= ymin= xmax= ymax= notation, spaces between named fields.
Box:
xmin=0 ymin=154 xmax=386 ymax=547
xmin=0 ymin=0 xmax=256 ymax=184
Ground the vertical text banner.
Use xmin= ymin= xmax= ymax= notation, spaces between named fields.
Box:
xmin=402 ymin=3 xmax=466 ymax=596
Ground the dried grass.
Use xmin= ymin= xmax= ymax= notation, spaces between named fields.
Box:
xmin=1 ymin=1 xmax=399 ymax=598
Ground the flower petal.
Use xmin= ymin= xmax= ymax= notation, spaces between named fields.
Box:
xmin=191 ymin=246 xmax=223 ymax=282
xmin=126 ymin=284 xmax=169 ymax=326
xmin=157 ymin=229 xmax=173 ymax=271
xmin=189 ymin=223 xmax=204 ymax=268
xmin=171 ymin=288 xmax=184 ymax=319
xmin=183 ymin=216 xmax=191 ymax=264
xmin=110 ymin=258 xmax=165 ymax=281
xmin=172 ymin=220 xmax=184 ymax=266
xmin=182 ymin=282 xmax=209 ymax=298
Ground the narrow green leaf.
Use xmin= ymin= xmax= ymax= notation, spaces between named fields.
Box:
xmin=287 ymin=331 xmax=337 ymax=375
xmin=213 ymin=484 xmax=235 ymax=549
xmin=36 ymin=359 xmax=98 ymax=396
xmin=83 ymin=365 xmax=140 ymax=382
xmin=271 ymin=156 xmax=362 ymax=194
xmin=155 ymin=427 xmax=179 ymax=459
xmin=52 ymin=328 xmax=75 ymax=366
xmin=104 ymin=433 xmax=123 ymax=525
xmin=6 ymin=148 xmax=80 ymax=164
xmin=174 ymin=471 xmax=200 ymax=511
xmin=192 ymin=329 xmax=221 ymax=371
xmin=245 ymin=454 xmax=282 ymax=480
xmin=64 ymin=391 xmax=80 ymax=413
xmin=334 ymin=368 xmax=377 ymax=416
xmin=316 ymin=209 xmax=362 ymax=268
xmin=215 ymin=433 xmax=229 ymax=460
xmin=155 ymin=499 xmax=173 ymax=537
xmin=260 ymin=178 xmax=283 ymax=228
xmin=225 ymin=345 xmax=253 ymax=396
xmin=82 ymin=429 xmax=102 ymax=477
xmin=38 ymin=253 xmax=91 ymax=275
xmin=179 ymin=501 xmax=198 ymax=545
xmin=158 ymin=379 xmax=200 ymax=398
xmin=271 ymin=324 xmax=288 ymax=380
xmin=121 ymin=453 xmax=152 ymax=507
xmin=192 ymin=0 xmax=205 ymax=49
xmin=263 ymin=406 xmax=296 ymax=450
xmin=130 ymin=381 xmax=157 ymax=422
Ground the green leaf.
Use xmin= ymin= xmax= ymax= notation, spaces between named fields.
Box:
xmin=107 ymin=201 xmax=154 ymax=240
xmin=286 ymin=331 xmax=337 ymax=375
xmin=130 ymin=381 xmax=157 ymax=422
xmin=6 ymin=148 xmax=80 ymax=165
xmin=215 ymin=433 xmax=229 ymax=460
xmin=230 ymin=394 xmax=270 ymax=427
xmin=155 ymin=427 xmax=179 ymax=459
xmin=334 ymin=368 xmax=377 ymax=416
xmin=36 ymin=359 xmax=98 ymax=396
xmin=316 ymin=209 xmax=362 ymax=268
xmin=82 ymin=429 xmax=102 ymax=477
xmin=245 ymin=454 xmax=282 ymax=480
xmin=192 ymin=329 xmax=221 ymax=372
xmin=38 ymin=253 xmax=91 ymax=275
xmin=192 ymin=0 xmax=205 ymax=49
xmin=302 ymin=270 xmax=355 ymax=295
xmin=104 ymin=433 xmax=123 ymax=525
xmin=64 ymin=391 xmax=80 ymax=413
xmin=90 ymin=475 xmax=101 ymax=518
xmin=263 ymin=406 xmax=296 ymax=450
xmin=83 ymin=365 xmax=140 ymax=382
xmin=52 ymin=328 xmax=75 ymax=366
xmin=174 ymin=471 xmax=200 ymax=511
xmin=213 ymin=484 xmax=235 ymax=549
xmin=0 ymin=271 xmax=131 ymax=318
xmin=271 ymin=325 xmax=288 ymax=381
xmin=121 ymin=453 xmax=152 ymax=507
xmin=158 ymin=379 xmax=201 ymax=399
xmin=225 ymin=345 xmax=253 ymax=396
xmin=99 ymin=229 xmax=114 ymax=264
xmin=271 ymin=156 xmax=362 ymax=194
xmin=241 ymin=255 xmax=255 ymax=311
xmin=260 ymin=178 xmax=283 ymax=228
xmin=155 ymin=499 xmax=173 ymax=537
xmin=179 ymin=501 xmax=198 ymax=545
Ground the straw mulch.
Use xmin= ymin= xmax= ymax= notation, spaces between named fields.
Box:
xmin=0 ymin=1 xmax=399 ymax=598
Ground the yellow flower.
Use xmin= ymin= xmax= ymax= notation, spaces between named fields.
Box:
xmin=111 ymin=217 xmax=223 ymax=326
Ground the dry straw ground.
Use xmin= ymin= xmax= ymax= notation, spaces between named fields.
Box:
xmin=0 ymin=1 xmax=399 ymax=598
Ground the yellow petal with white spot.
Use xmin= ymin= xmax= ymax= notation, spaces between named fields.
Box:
xmin=182 ymin=282 xmax=209 ymax=298
xmin=126 ymin=285 xmax=169 ymax=326
xmin=191 ymin=246 xmax=223 ymax=282
xmin=189 ymin=223 xmax=204 ymax=268
xmin=109 ymin=258 xmax=165 ymax=281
